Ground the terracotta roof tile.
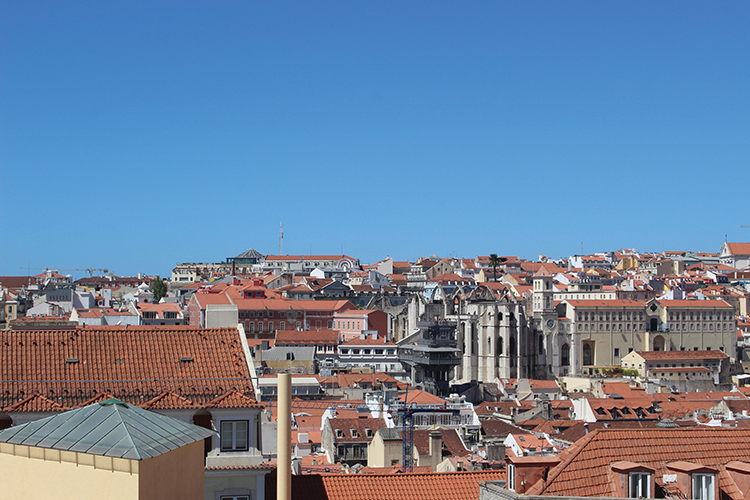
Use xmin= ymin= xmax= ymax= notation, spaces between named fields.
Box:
xmin=141 ymin=391 xmax=197 ymax=410
xmin=267 ymin=470 xmax=507 ymax=500
xmin=6 ymin=393 xmax=68 ymax=412
xmin=206 ymin=390 xmax=265 ymax=409
xmin=0 ymin=325 xmax=258 ymax=410
xmin=527 ymin=428 xmax=750 ymax=497
xmin=329 ymin=417 xmax=386 ymax=443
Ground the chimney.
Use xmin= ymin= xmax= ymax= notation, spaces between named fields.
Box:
xmin=360 ymin=332 xmax=366 ymax=340
xmin=291 ymin=457 xmax=302 ymax=476
xmin=277 ymin=374 xmax=292 ymax=500
xmin=429 ymin=430 xmax=442 ymax=459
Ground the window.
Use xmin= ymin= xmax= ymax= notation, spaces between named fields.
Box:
xmin=508 ymin=463 xmax=516 ymax=491
xmin=336 ymin=429 xmax=344 ymax=438
xmin=350 ymin=429 xmax=359 ymax=438
xmin=280 ymin=321 xmax=285 ymax=330
xmin=220 ymin=421 xmax=249 ymax=451
xmin=561 ymin=344 xmax=570 ymax=366
xmin=614 ymin=348 xmax=620 ymax=357
xmin=693 ymin=474 xmax=714 ymax=500
xmin=583 ymin=343 xmax=593 ymax=366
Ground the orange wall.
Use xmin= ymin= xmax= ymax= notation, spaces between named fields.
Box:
xmin=139 ymin=440 xmax=205 ymax=500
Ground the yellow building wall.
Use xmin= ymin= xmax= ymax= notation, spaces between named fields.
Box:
xmin=139 ymin=440 xmax=205 ymax=500
xmin=366 ymin=434 xmax=402 ymax=467
xmin=0 ymin=443 xmax=139 ymax=500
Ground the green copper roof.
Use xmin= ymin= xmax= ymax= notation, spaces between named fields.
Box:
xmin=0 ymin=398 xmax=215 ymax=460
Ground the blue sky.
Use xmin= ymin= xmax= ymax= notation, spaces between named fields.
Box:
xmin=2 ymin=2 xmax=749 ymax=279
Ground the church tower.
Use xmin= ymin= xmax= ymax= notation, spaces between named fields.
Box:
xmin=532 ymin=267 xmax=558 ymax=377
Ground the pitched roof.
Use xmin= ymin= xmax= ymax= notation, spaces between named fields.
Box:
xmin=6 ymin=393 xmax=68 ymax=412
xmin=275 ymin=330 xmax=339 ymax=345
xmin=329 ymin=417 xmax=386 ymax=443
xmin=725 ymin=243 xmax=750 ymax=256
xmin=635 ymin=349 xmax=728 ymax=360
xmin=0 ymin=398 xmax=214 ymax=460
xmin=266 ymin=470 xmax=507 ymax=500
xmin=526 ymin=428 xmax=750 ymax=497
xmin=232 ymin=248 xmax=265 ymax=259
xmin=0 ymin=325 xmax=257 ymax=410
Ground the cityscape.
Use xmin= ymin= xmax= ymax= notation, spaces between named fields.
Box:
xmin=2 ymin=241 xmax=750 ymax=500
xmin=3 ymin=2 xmax=749 ymax=500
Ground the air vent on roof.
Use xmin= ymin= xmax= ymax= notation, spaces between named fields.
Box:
xmin=65 ymin=357 xmax=79 ymax=364
xmin=180 ymin=356 xmax=194 ymax=362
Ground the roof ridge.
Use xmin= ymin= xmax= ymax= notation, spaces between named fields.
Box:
xmin=110 ymin=400 xmax=143 ymax=460
xmin=529 ymin=428 xmax=601 ymax=494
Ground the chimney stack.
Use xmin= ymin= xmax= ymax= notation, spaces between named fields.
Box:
xmin=277 ymin=374 xmax=292 ymax=500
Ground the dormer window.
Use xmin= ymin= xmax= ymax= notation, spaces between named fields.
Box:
xmin=612 ymin=461 xmax=654 ymax=499
xmin=335 ymin=429 xmax=343 ymax=438
xmin=350 ymin=429 xmax=359 ymax=438
xmin=630 ymin=472 xmax=650 ymax=498
xmin=693 ymin=474 xmax=714 ymax=500
xmin=365 ymin=428 xmax=373 ymax=438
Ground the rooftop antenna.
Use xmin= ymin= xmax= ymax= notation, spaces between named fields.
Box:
xmin=279 ymin=222 xmax=283 ymax=255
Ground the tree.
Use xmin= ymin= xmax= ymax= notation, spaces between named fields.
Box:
xmin=488 ymin=254 xmax=506 ymax=282
xmin=150 ymin=276 xmax=168 ymax=302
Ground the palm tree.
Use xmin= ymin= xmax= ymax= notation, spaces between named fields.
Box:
xmin=488 ymin=254 xmax=505 ymax=282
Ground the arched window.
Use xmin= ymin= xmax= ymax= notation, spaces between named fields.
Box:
xmin=497 ymin=336 xmax=504 ymax=356
xmin=538 ymin=334 xmax=544 ymax=355
xmin=561 ymin=344 xmax=570 ymax=366
xmin=583 ymin=343 xmax=593 ymax=366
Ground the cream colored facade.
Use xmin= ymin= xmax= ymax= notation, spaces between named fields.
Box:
xmin=0 ymin=440 xmax=204 ymax=500
xmin=555 ymin=298 xmax=736 ymax=375
xmin=367 ymin=431 xmax=403 ymax=468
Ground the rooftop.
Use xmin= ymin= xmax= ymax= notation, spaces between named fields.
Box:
xmin=0 ymin=398 xmax=214 ymax=460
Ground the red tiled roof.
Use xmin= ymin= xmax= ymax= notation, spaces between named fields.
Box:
xmin=206 ymin=390 xmax=264 ymax=409
xmin=658 ymin=299 xmax=733 ymax=308
xmin=527 ymin=428 xmax=750 ymax=497
xmin=329 ymin=417 xmax=386 ymax=443
xmin=6 ymin=393 xmax=68 ymax=412
xmin=340 ymin=336 xmax=395 ymax=346
xmin=399 ymin=390 xmax=446 ymax=405
xmin=266 ymin=470 xmax=507 ymax=500
xmin=412 ymin=428 xmax=469 ymax=457
xmin=725 ymin=243 xmax=750 ymax=256
xmin=141 ymin=391 xmax=197 ymax=410
xmin=275 ymin=330 xmax=339 ymax=345
xmin=0 ymin=325 xmax=258 ymax=410
xmin=635 ymin=350 xmax=728 ymax=360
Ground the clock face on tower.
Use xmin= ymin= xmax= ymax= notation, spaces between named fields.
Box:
xmin=546 ymin=319 xmax=555 ymax=328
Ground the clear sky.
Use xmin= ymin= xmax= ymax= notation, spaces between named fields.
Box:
xmin=2 ymin=2 xmax=749 ymax=279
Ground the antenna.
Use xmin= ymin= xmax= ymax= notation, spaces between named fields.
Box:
xmin=279 ymin=222 xmax=283 ymax=255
